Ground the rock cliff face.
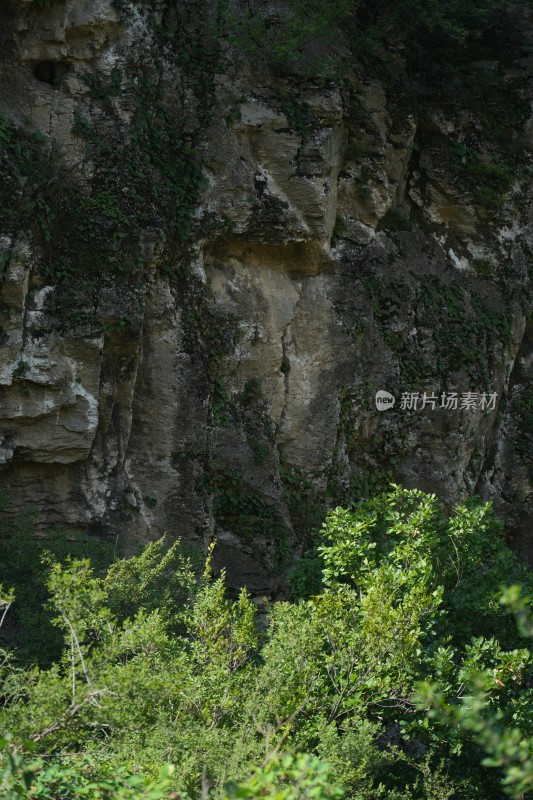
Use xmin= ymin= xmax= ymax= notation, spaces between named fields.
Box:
xmin=0 ymin=0 xmax=532 ymax=594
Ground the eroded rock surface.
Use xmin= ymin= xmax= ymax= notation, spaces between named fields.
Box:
xmin=0 ymin=0 xmax=532 ymax=592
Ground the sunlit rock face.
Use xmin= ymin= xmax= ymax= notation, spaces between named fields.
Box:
xmin=0 ymin=0 xmax=532 ymax=593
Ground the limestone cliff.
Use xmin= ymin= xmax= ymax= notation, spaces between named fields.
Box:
xmin=0 ymin=0 xmax=532 ymax=594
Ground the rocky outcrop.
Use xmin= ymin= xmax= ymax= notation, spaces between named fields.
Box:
xmin=0 ymin=0 xmax=532 ymax=593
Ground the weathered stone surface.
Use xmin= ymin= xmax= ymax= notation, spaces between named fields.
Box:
xmin=0 ymin=0 xmax=532 ymax=592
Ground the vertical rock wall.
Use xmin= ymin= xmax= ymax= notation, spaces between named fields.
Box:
xmin=0 ymin=0 xmax=532 ymax=594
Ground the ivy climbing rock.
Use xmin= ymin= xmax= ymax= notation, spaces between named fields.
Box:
xmin=0 ymin=0 xmax=532 ymax=594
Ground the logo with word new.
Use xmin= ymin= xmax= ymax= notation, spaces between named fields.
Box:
xmin=375 ymin=390 xmax=396 ymax=411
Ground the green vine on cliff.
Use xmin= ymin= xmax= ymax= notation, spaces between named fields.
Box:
xmin=513 ymin=383 xmax=533 ymax=480
xmin=200 ymin=463 xmax=292 ymax=568
xmin=395 ymin=278 xmax=513 ymax=390
xmin=0 ymin=0 xmax=224 ymax=330
xmin=0 ymin=61 xmax=209 ymax=331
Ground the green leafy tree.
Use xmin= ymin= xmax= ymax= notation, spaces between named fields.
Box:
xmin=418 ymin=586 xmax=533 ymax=798
xmin=0 ymin=488 xmax=531 ymax=799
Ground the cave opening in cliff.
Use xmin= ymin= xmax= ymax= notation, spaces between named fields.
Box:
xmin=32 ymin=60 xmax=69 ymax=87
